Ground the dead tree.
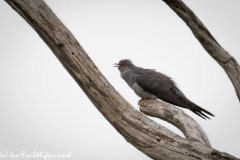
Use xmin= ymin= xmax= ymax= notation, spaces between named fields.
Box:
xmin=4 ymin=0 xmax=239 ymax=159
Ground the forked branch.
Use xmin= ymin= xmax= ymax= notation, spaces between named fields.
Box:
xmin=139 ymin=99 xmax=211 ymax=147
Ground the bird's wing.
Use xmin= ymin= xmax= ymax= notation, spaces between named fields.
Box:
xmin=135 ymin=69 xmax=179 ymax=97
xmin=135 ymin=69 xmax=214 ymax=119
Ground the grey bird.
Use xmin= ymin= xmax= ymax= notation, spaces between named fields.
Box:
xmin=114 ymin=59 xmax=214 ymax=119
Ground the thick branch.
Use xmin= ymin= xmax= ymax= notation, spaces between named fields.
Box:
xmin=139 ymin=99 xmax=211 ymax=147
xmin=4 ymin=0 xmax=239 ymax=159
xmin=163 ymin=0 xmax=240 ymax=101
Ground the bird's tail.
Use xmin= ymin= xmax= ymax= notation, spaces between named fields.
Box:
xmin=190 ymin=104 xmax=214 ymax=120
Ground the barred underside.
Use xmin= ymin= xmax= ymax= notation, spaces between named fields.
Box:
xmin=131 ymin=83 xmax=157 ymax=99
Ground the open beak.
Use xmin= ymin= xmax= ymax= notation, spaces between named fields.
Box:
xmin=114 ymin=63 xmax=119 ymax=67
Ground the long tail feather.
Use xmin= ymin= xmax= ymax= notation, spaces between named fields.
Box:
xmin=191 ymin=105 xmax=214 ymax=120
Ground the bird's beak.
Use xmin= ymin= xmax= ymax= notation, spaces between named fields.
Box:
xmin=114 ymin=63 xmax=119 ymax=67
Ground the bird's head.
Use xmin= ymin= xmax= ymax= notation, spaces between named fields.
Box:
xmin=114 ymin=59 xmax=134 ymax=72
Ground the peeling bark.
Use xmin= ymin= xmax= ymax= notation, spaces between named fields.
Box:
xmin=4 ymin=0 xmax=239 ymax=159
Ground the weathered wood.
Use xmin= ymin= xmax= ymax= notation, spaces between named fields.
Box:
xmin=139 ymin=99 xmax=211 ymax=147
xmin=163 ymin=0 xmax=240 ymax=101
xmin=4 ymin=0 xmax=239 ymax=159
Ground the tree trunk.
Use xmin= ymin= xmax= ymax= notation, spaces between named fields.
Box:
xmin=4 ymin=0 xmax=239 ymax=159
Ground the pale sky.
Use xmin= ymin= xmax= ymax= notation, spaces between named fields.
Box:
xmin=1 ymin=0 xmax=240 ymax=159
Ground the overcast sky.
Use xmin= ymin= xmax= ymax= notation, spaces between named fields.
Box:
xmin=1 ymin=0 xmax=240 ymax=159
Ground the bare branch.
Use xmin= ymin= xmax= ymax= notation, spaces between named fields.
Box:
xmin=139 ymin=99 xmax=211 ymax=147
xmin=4 ymin=0 xmax=239 ymax=159
xmin=163 ymin=0 xmax=240 ymax=101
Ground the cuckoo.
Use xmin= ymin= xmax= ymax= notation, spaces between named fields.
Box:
xmin=114 ymin=59 xmax=214 ymax=119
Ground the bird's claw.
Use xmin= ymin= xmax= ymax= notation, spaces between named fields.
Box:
xmin=139 ymin=98 xmax=148 ymax=105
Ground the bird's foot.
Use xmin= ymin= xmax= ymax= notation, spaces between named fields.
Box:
xmin=139 ymin=98 xmax=149 ymax=106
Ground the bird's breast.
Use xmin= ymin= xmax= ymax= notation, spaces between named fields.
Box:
xmin=121 ymin=70 xmax=135 ymax=87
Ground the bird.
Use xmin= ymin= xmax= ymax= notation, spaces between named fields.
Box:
xmin=114 ymin=59 xmax=214 ymax=119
